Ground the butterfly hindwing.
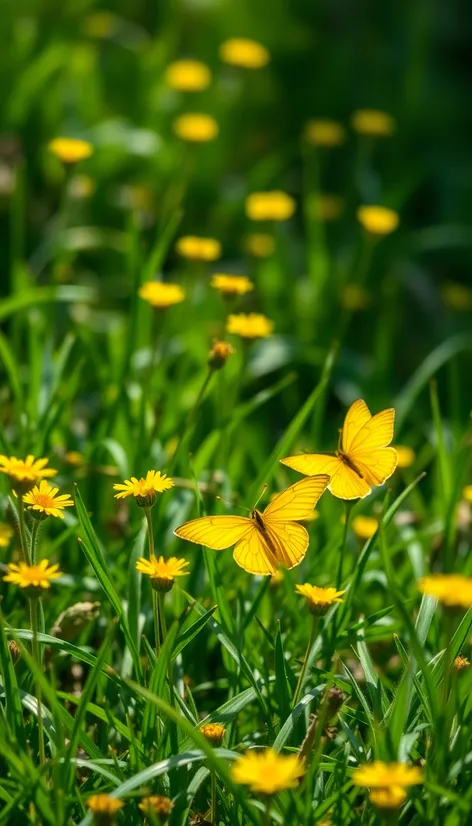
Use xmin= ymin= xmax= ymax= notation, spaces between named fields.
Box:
xmin=350 ymin=446 xmax=397 ymax=487
xmin=328 ymin=464 xmax=371 ymax=499
xmin=174 ymin=515 xmax=252 ymax=550
xmin=263 ymin=521 xmax=309 ymax=569
xmin=233 ymin=528 xmax=278 ymax=575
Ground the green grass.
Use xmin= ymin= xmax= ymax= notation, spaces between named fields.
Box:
xmin=1 ymin=1 xmax=472 ymax=824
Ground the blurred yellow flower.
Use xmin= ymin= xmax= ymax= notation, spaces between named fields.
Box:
xmin=418 ymin=574 xmax=472 ymax=609
xmin=353 ymin=761 xmax=423 ymax=789
xmin=211 ymin=274 xmax=254 ymax=296
xmin=0 ymin=455 xmax=57 ymax=488
xmin=173 ymin=113 xmax=219 ymax=142
xmin=87 ymin=793 xmax=124 ymax=823
xmin=165 ymin=59 xmax=211 ymax=92
xmin=352 ymin=515 xmax=378 ymax=540
xmin=232 ymin=749 xmax=305 ymax=794
xmin=136 ymin=555 xmax=189 ymax=592
xmin=65 ymin=450 xmax=86 ymax=467
xmin=23 ymin=481 xmax=74 ymax=520
xmin=175 ymin=235 xmax=222 ymax=261
xmin=208 ymin=340 xmax=234 ymax=370
xmin=200 ymin=722 xmax=225 ymax=746
xmin=369 ymin=787 xmax=407 ymax=809
xmin=219 ymin=38 xmax=270 ymax=69
xmin=139 ymin=281 xmax=185 ymax=308
xmin=296 ymin=583 xmax=345 ymax=615
xmin=454 ymin=655 xmax=470 ymax=671
xmin=4 ymin=560 xmax=62 ymax=591
xmin=340 ymin=284 xmax=370 ymax=311
xmin=48 ymin=138 xmax=94 ymax=164
xmin=351 ymin=109 xmax=396 ymax=137
xmin=357 ymin=206 xmax=399 ymax=235
xmin=243 ymin=233 xmax=275 ymax=257
xmin=138 ymin=796 xmax=174 ymax=819
xmin=396 ymin=445 xmax=415 ymax=468
xmin=310 ymin=193 xmax=344 ymax=221
xmin=441 ymin=282 xmax=472 ymax=311
xmin=463 ymin=485 xmax=472 ymax=503
xmin=227 ymin=313 xmax=274 ymax=339
xmin=114 ymin=470 xmax=174 ymax=508
xmin=245 ymin=191 xmax=296 ymax=221
xmin=303 ymin=119 xmax=346 ymax=147
xmin=0 ymin=523 xmax=14 ymax=548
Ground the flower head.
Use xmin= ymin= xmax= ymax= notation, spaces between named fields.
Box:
xmin=243 ymin=233 xmax=275 ymax=258
xmin=0 ymin=523 xmax=14 ymax=548
xmin=211 ymin=274 xmax=254 ymax=296
xmin=165 ymin=60 xmax=211 ymax=92
xmin=303 ymin=119 xmax=346 ymax=147
xmin=4 ymin=559 xmax=62 ymax=594
xmin=226 ymin=313 xmax=274 ymax=340
xmin=113 ymin=470 xmax=174 ymax=508
xmin=395 ymin=445 xmax=415 ymax=468
xmin=48 ymin=138 xmax=94 ymax=164
xmin=219 ymin=38 xmax=270 ymax=69
xmin=463 ymin=485 xmax=472 ymax=504
xmin=138 ymin=796 xmax=174 ymax=822
xmin=0 ymin=455 xmax=57 ymax=490
xmin=87 ymin=794 xmax=124 ymax=825
xmin=352 ymin=515 xmax=378 ymax=541
xmin=454 ymin=655 xmax=470 ymax=671
xmin=23 ymin=481 xmax=74 ymax=520
xmin=369 ymin=787 xmax=407 ymax=809
xmin=175 ymin=235 xmax=222 ymax=262
xmin=340 ymin=284 xmax=370 ymax=311
xmin=441 ymin=282 xmax=472 ymax=312
xmin=65 ymin=450 xmax=86 ymax=467
xmin=418 ymin=574 xmax=472 ymax=610
xmin=232 ymin=749 xmax=305 ymax=795
xmin=136 ymin=555 xmax=189 ymax=592
xmin=208 ymin=340 xmax=234 ymax=370
xmin=353 ymin=761 xmax=423 ymax=789
xmin=245 ymin=191 xmax=296 ymax=222
xmin=357 ymin=206 xmax=399 ymax=235
xmin=296 ymin=583 xmax=345 ymax=615
xmin=139 ymin=281 xmax=186 ymax=309
xmin=173 ymin=114 xmax=219 ymax=142
xmin=201 ymin=722 xmax=225 ymax=746
xmin=351 ymin=109 xmax=396 ymax=137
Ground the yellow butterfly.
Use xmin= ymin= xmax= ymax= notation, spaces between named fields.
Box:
xmin=281 ymin=399 xmax=397 ymax=500
xmin=173 ymin=475 xmax=330 ymax=575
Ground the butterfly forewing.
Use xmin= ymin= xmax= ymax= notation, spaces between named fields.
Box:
xmin=349 ymin=408 xmax=395 ymax=453
xmin=263 ymin=475 xmax=330 ymax=523
xmin=341 ymin=399 xmax=371 ymax=453
xmin=174 ymin=515 xmax=252 ymax=549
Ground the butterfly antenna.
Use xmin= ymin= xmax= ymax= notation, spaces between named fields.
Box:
xmin=253 ymin=483 xmax=268 ymax=510
xmin=215 ymin=495 xmax=250 ymax=513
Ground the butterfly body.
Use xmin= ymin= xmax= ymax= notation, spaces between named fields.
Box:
xmin=337 ymin=450 xmax=365 ymax=479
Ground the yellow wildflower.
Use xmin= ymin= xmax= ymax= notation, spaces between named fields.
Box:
xmin=357 ymin=206 xmax=399 ymax=235
xmin=208 ymin=340 xmax=234 ymax=370
xmin=418 ymin=574 xmax=472 ymax=609
xmin=243 ymin=233 xmax=275 ymax=257
xmin=136 ymin=555 xmax=189 ymax=592
xmin=23 ymin=481 xmax=74 ymax=520
xmin=113 ymin=470 xmax=174 ymax=508
xmin=165 ymin=60 xmax=211 ymax=92
xmin=0 ymin=523 xmax=14 ymax=548
xmin=139 ymin=281 xmax=185 ymax=309
xmin=219 ymin=38 xmax=270 ymax=69
xmin=211 ymin=274 xmax=254 ymax=296
xmin=173 ymin=113 xmax=219 ymax=142
xmin=303 ymin=119 xmax=346 ymax=147
xmin=296 ymin=583 xmax=345 ymax=615
xmin=245 ymin=191 xmax=296 ymax=222
xmin=369 ymin=787 xmax=407 ymax=809
xmin=48 ymin=138 xmax=94 ymax=164
xmin=352 ymin=515 xmax=378 ymax=540
xmin=4 ymin=559 xmax=62 ymax=592
xmin=463 ymin=485 xmax=472 ymax=504
xmin=226 ymin=313 xmax=274 ymax=340
xmin=65 ymin=451 xmax=86 ymax=467
xmin=396 ymin=446 xmax=415 ymax=468
xmin=340 ymin=284 xmax=370 ymax=311
xmin=175 ymin=235 xmax=222 ymax=261
xmin=351 ymin=109 xmax=396 ymax=137
xmin=232 ymin=749 xmax=304 ymax=794
xmin=0 ymin=455 xmax=57 ymax=490
xmin=138 ymin=796 xmax=174 ymax=821
xmin=87 ymin=794 xmax=124 ymax=825
xmin=200 ymin=722 xmax=225 ymax=746
xmin=454 ymin=655 xmax=470 ymax=671
xmin=441 ymin=282 xmax=472 ymax=312
xmin=353 ymin=761 xmax=423 ymax=810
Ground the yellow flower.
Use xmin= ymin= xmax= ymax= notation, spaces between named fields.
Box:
xmin=136 ymin=555 xmax=189 ymax=592
xmin=48 ymin=138 xmax=94 ymax=164
xmin=296 ymin=583 xmax=345 ymax=615
xmin=4 ymin=559 xmax=62 ymax=591
xmin=0 ymin=523 xmax=14 ymax=548
xmin=352 ymin=515 xmax=378 ymax=540
xmin=23 ymin=480 xmax=74 ymax=520
xmin=138 ymin=795 xmax=174 ymax=821
xmin=219 ymin=38 xmax=270 ymax=69
xmin=200 ymin=722 xmax=225 ymax=746
xmin=463 ymin=485 xmax=472 ymax=504
xmin=245 ymin=191 xmax=296 ymax=222
xmin=303 ymin=119 xmax=346 ymax=147
xmin=87 ymin=794 xmax=124 ymax=825
xmin=0 ymin=455 xmax=57 ymax=490
xmin=357 ymin=206 xmax=399 ymax=235
xmin=211 ymin=274 xmax=254 ymax=296
xmin=232 ymin=749 xmax=305 ymax=795
xmin=243 ymin=233 xmax=275 ymax=257
xmin=226 ymin=313 xmax=274 ymax=340
xmin=175 ymin=235 xmax=222 ymax=261
xmin=441 ymin=282 xmax=472 ymax=312
xmin=139 ymin=281 xmax=186 ymax=309
xmin=396 ymin=445 xmax=415 ymax=468
xmin=369 ymin=787 xmax=407 ymax=809
xmin=113 ymin=470 xmax=174 ymax=508
xmin=353 ymin=761 xmax=423 ymax=789
xmin=173 ymin=113 xmax=219 ymax=142
xmin=340 ymin=284 xmax=370 ymax=311
xmin=310 ymin=193 xmax=344 ymax=221
xmin=351 ymin=109 xmax=396 ymax=137
xmin=164 ymin=60 xmax=211 ymax=92
xmin=65 ymin=450 xmax=86 ymax=467
xmin=418 ymin=574 xmax=472 ymax=609
xmin=208 ymin=340 xmax=234 ymax=370
xmin=454 ymin=655 xmax=470 ymax=671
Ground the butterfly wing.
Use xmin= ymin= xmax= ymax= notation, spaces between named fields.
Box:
xmin=233 ymin=529 xmax=279 ymax=575
xmin=174 ymin=515 xmax=252 ymax=550
xmin=349 ymin=446 xmax=398 ymax=487
xmin=262 ymin=521 xmax=309 ymax=570
xmin=341 ymin=399 xmax=372 ymax=453
xmin=349 ymin=407 xmax=395 ymax=453
xmin=329 ymin=465 xmax=371 ymax=499
xmin=263 ymin=475 xmax=330 ymax=522
xmin=281 ymin=453 xmax=342 ymax=482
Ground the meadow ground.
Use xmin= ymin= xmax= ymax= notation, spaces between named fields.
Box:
xmin=1 ymin=1 xmax=472 ymax=825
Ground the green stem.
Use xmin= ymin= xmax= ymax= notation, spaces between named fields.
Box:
xmin=17 ymin=497 xmax=31 ymax=565
xmin=144 ymin=507 xmax=155 ymax=558
xmin=168 ymin=368 xmax=214 ymax=475
xmin=30 ymin=520 xmax=40 ymax=565
xmin=293 ymin=615 xmax=318 ymax=707
xmin=30 ymin=597 xmax=45 ymax=765
xmin=152 ymin=590 xmax=160 ymax=658
xmin=264 ymin=799 xmax=271 ymax=826
xmin=336 ymin=501 xmax=353 ymax=589
xmin=211 ymin=769 xmax=217 ymax=826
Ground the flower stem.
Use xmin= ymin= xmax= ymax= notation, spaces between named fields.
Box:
xmin=264 ymin=799 xmax=271 ymax=826
xmin=30 ymin=520 xmax=40 ymax=565
xmin=210 ymin=769 xmax=217 ymax=825
xmin=152 ymin=590 xmax=160 ymax=658
xmin=168 ymin=368 xmax=214 ymax=475
xmin=336 ymin=501 xmax=353 ymax=589
xmin=293 ymin=614 xmax=318 ymax=707
xmin=143 ymin=507 xmax=155 ymax=558
xmin=30 ymin=597 xmax=45 ymax=765
xmin=17 ymin=497 xmax=31 ymax=565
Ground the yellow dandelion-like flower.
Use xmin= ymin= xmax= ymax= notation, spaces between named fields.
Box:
xmin=369 ymin=786 xmax=407 ymax=809
xmin=0 ymin=455 xmax=57 ymax=490
xmin=173 ymin=113 xmax=219 ymax=143
xmin=352 ymin=515 xmax=378 ymax=541
xmin=113 ymin=470 xmax=174 ymax=508
xmin=200 ymin=722 xmax=226 ymax=746
xmin=232 ymin=749 xmax=305 ymax=795
xmin=310 ymin=193 xmax=344 ymax=222
xmin=65 ymin=450 xmax=86 ymax=467
xmin=136 ymin=555 xmax=189 ymax=592
xmin=441 ymin=282 xmax=472 ymax=312
xmin=138 ymin=795 xmax=174 ymax=820
xmin=48 ymin=138 xmax=94 ymax=164
xmin=87 ymin=793 xmax=124 ymax=824
xmin=4 ymin=559 xmax=62 ymax=591
xmin=226 ymin=313 xmax=274 ymax=340
xmin=211 ymin=274 xmax=254 ymax=296
xmin=243 ymin=233 xmax=275 ymax=258
xmin=357 ymin=206 xmax=399 ymax=236
xmin=23 ymin=480 xmax=74 ymax=520
xmin=396 ymin=445 xmax=415 ymax=469
xmin=296 ymin=583 xmax=345 ymax=616
xmin=351 ymin=109 xmax=396 ymax=137
xmin=245 ymin=191 xmax=296 ymax=222
xmin=208 ymin=340 xmax=234 ymax=370
xmin=219 ymin=38 xmax=270 ymax=69
xmin=340 ymin=284 xmax=370 ymax=311
xmin=165 ymin=59 xmax=211 ymax=92
xmin=417 ymin=574 xmax=472 ymax=610
xmin=139 ymin=281 xmax=186 ymax=309
xmin=0 ymin=523 xmax=14 ymax=548
xmin=175 ymin=235 xmax=222 ymax=262
xmin=454 ymin=655 xmax=470 ymax=671
xmin=353 ymin=761 xmax=423 ymax=789
xmin=303 ymin=119 xmax=346 ymax=147
xmin=463 ymin=485 xmax=472 ymax=504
